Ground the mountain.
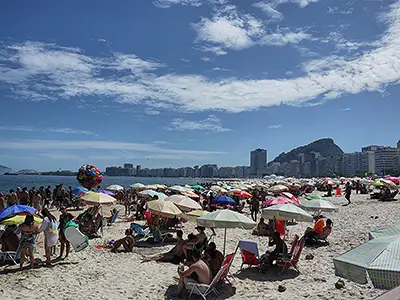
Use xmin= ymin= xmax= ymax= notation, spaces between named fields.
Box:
xmin=18 ymin=169 xmax=39 ymax=174
xmin=0 ymin=165 xmax=14 ymax=174
xmin=271 ymin=138 xmax=344 ymax=164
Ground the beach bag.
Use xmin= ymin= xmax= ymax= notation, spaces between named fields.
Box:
xmin=259 ymin=252 xmax=270 ymax=273
xmin=64 ymin=221 xmax=89 ymax=252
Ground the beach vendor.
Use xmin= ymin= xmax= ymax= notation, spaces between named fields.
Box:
xmin=58 ymin=207 xmax=74 ymax=259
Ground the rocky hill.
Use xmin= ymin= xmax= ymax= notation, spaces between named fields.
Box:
xmin=0 ymin=165 xmax=13 ymax=174
xmin=271 ymin=138 xmax=344 ymax=164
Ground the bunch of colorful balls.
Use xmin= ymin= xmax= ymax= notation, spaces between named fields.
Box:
xmin=76 ymin=164 xmax=103 ymax=189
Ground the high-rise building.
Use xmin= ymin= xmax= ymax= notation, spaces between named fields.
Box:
xmin=200 ymin=164 xmax=218 ymax=178
xmin=250 ymin=148 xmax=267 ymax=178
xmin=136 ymin=165 xmax=142 ymax=177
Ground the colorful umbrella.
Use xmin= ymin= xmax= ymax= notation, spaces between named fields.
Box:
xmin=192 ymin=185 xmax=205 ymax=190
xmin=0 ymin=205 xmax=37 ymax=220
xmin=233 ymin=190 xmax=252 ymax=198
xmin=0 ymin=214 xmax=42 ymax=225
xmin=71 ymin=186 xmax=88 ymax=196
xmin=281 ymin=192 xmax=300 ymax=205
xmin=264 ymin=197 xmax=292 ymax=206
xmin=211 ymin=195 xmax=237 ymax=206
xmin=98 ymin=189 xmax=115 ymax=196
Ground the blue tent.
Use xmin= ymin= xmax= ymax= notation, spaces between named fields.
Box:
xmin=211 ymin=195 xmax=237 ymax=206
xmin=0 ymin=205 xmax=37 ymax=220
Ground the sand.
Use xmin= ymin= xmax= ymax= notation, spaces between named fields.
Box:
xmin=1 ymin=192 xmax=399 ymax=300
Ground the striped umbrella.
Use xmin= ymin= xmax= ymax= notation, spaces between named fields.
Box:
xmin=369 ymin=223 xmax=400 ymax=240
xmin=334 ymin=235 xmax=400 ymax=289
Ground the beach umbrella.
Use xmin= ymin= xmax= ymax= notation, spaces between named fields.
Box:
xmin=211 ymin=195 xmax=236 ymax=206
xmin=233 ymin=190 xmax=252 ymax=199
xmin=147 ymin=200 xmax=182 ymax=218
xmin=184 ymin=210 xmax=209 ymax=221
xmin=385 ymin=177 xmax=399 ymax=185
xmin=106 ymin=184 xmax=124 ymax=191
xmin=166 ymin=195 xmax=202 ymax=211
xmin=130 ymin=183 xmax=146 ymax=189
xmin=372 ymin=180 xmax=385 ymax=188
xmin=281 ymin=192 xmax=300 ymax=205
xmin=182 ymin=191 xmax=200 ymax=199
xmin=379 ymin=179 xmax=398 ymax=189
xmin=81 ymin=191 xmax=116 ymax=205
xmin=192 ymin=185 xmax=205 ymax=191
xmin=169 ymin=185 xmax=187 ymax=192
xmin=1 ymin=214 xmax=42 ymax=225
xmin=369 ymin=222 xmax=400 ymax=240
xmin=334 ymin=235 xmax=400 ymax=289
xmin=301 ymin=199 xmax=337 ymax=212
xmin=264 ymin=197 xmax=292 ymax=206
xmin=262 ymin=204 xmax=313 ymax=222
xmin=210 ymin=185 xmax=228 ymax=193
xmin=323 ymin=178 xmax=336 ymax=186
xmin=146 ymin=184 xmax=160 ymax=190
xmin=0 ymin=205 xmax=37 ymax=220
xmin=138 ymin=190 xmax=167 ymax=200
xmin=305 ymin=194 xmax=324 ymax=201
xmin=71 ymin=186 xmax=88 ymax=196
xmin=98 ymin=189 xmax=115 ymax=196
xmin=197 ymin=209 xmax=256 ymax=255
xmin=268 ymin=185 xmax=289 ymax=193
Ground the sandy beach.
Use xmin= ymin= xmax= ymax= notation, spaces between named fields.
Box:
xmin=1 ymin=192 xmax=399 ymax=300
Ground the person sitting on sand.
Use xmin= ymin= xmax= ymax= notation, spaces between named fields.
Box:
xmin=318 ymin=219 xmax=333 ymax=240
xmin=111 ymin=229 xmax=135 ymax=253
xmin=177 ymin=250 xmax=212 ymax=297
xmin=1 ymin=225 xmax=19 ymax=252
xmin=204 ymin=242 xmax=224 ymax=277
xmin=142 ymin=230 xmax=186 ymax=264
xmin=265 ymin=231 xmax=288 ymax=266
xmin=252 ymin=217 xmax=272 ymax=236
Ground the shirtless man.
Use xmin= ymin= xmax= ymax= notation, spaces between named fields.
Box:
xmin=7 ymin=190 xmax=18 ymax=206
xmin=177 ymin=250 xmax=212 ymax=297
xmin=142 ymin=230 xmax=186 ymax=263
xmin=31 ymin=191 xmax=42 ymax=211
xmin=111 ymin=229 xmax=135 ymax=253
xmin=19 ymin=187 xmax=30 ymax=206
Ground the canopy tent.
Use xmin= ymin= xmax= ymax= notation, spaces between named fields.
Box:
xmin=197 ymin=209 xmax=256 ymax=255
xmin=334 ymin=235 xmax=400 ymax=289
xmin=369 ymin=222 xmax=400 ymax=240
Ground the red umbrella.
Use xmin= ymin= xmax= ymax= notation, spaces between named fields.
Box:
xmin=385 ymin=177 xmax=399 ymax=185
xmin=281 ymin=192 xmax=300 ymax=205
xmin=264 ymin=197 xmax=291 ymax=206
xmin=233 ymin=190 xmax=253 ymax=198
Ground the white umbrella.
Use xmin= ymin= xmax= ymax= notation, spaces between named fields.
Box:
xmin=130 ymin=183 xmax=146 ymax=189
xmin=165 ymin=195 xmax=202 ymax=211
xmin=197 ymin=209 xmax=256 ymax=255
xmin=301 ymin=199 xmax=337 ymax=212
xmin=106 ymin=184 xmax=124 ymax=191
xmin=268 ymin=185 xmax=289 ymax=193
xmin=169 ymin=185 xmax=187 ymax=192
xmin=138 ymin=190 xmax=168 ymax=200
xmin=210 ymin=186 xmax=228 ymax=193
xmin=184 ymin=210 xmax=210 ymax=221
xmin=262 ymin=204 xmax=313 ymax=222
xmin=146 ymin=184 xmax=159 ymax=190
xmin=147 ymin=200 xmax=182 ymax=218
xmin=81 ymin=191 xmax=116 ymax=206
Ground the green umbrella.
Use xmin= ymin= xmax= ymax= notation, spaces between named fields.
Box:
xmin=262 ymin=203 xmax=313 ymax=222
xmin=197 ymin=209 xmax=256 ymax=255
xmin=301 ymin=199 xmax=337 ymax=212
xmin=372 ymin=180 xmax=384 ymax=188
xmin=305 ymin=195 xmax=324 ymax=201
xmin=192 ymin=185 xmax=205 ymax=190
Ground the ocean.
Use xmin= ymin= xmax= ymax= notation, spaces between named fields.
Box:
xmin=0 ymin=175 xmax=212 ymax=193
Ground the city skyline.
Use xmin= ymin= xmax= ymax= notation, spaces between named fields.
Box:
xmin=1 ymin=1 xmax=400 ymax=171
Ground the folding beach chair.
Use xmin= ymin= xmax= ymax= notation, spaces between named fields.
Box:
xmin=220 ymin=252 xmax=235 ymax=283
xmin=275 ymin=236 xmax=305 ymax=273
xmin=130 ymin=223 xmax=150 ymax=239
xmin=64 ymin=221 xmax=89 ymax=253
xmin=0 ymin=243 xmax=21 ymax=265
xmin=186 ymin=264 xmax=230 ymax=300
xmin=107 ymin=210 xmax=119 ymax=226
xmin=238 ymin=240 xmax=260 ymax=269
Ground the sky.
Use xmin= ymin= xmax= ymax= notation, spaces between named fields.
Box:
xmin=0 ymin=0 xmax=400 ymax=172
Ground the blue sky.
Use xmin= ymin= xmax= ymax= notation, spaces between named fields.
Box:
xmin=1 ymin=0 xmax=400 ymax=171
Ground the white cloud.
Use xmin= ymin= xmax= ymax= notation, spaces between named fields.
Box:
xmin=268 ymin=124 xmax=282 ymax=129
xmin=273 ymin=0 xmax=319 ymax=8
xmin=342 ymin=107 xmax=351 ymax=111
xmin=201 ymin=57 xmax=212 ymax=62
xmin=212 ymin=67 xmax=231 ymax=72
xmin=166 ymin=115 xmax=231 ymax=132
xmin=260 ymin=30 xmax=311 ymax=46
xmin=144 ymin=109 xmax=161 ymax=115
xmin=253 ymin=2 xmax=284 ymax=21
xmin=0 ymin=139 xmax=226 ymax=156
xmin=2 ymin=3 xmax=400 ymax=113
xmin=97 ymin=38 xmax=107 ymax=42
xmin=153 ymin=0 xmax=203 ymax=8
xmin=0 ymin=124 xmax=97 ymax=136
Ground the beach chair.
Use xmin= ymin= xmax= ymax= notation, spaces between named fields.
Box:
xmin=275 ymin=237 xmax=305 ymax=273
xmin=186 ymin=264 xmax=230 ymax=300
xmin=107 ymin=210 xmax=119 ymax=226
xmin=0 ymin=243 xmax=21 ymax=265
xmin=130 ymin=223 xmax=150 ymax=239
xmin=220 ymin=252 xmax=235 ymax=283
xmin=64 ymin=222 xmax=89 ymax=253
xmin=238 ymin=240 xmax=260 ymax=269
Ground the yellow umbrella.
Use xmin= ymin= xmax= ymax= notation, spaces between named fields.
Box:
xmin=81 ymin=191 xmax=116 ymax=205
xmin=1 ymin=215 xmax=43 ymax=225
xmin=147 ymin=200 xmax=182 ymax=218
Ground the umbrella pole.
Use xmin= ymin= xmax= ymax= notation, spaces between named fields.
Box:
xmin=223 ymin=228 xmax=227 ymax=256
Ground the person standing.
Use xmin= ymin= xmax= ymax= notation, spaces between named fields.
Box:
xmin=250 ymin=197 xmax=260 ymax=222
xmin=0 ymin=192 xmax=4 ymax=211
xmin=19 ymin=187 xmax=29 ymax=206
xmin=7 ymin=190 xmax=18 ymax=207
xmin=58 ymin=207 xmax=73 ymax=259
xmin=39 ymin=208 xmax=58 ymax=266
xmin=344 ymin=182 xmax=352 ymax=205
xmin=31 ymin=191 xmax=42 ymax=211
xmin=18 ymin=214 xmax=39 ymax=270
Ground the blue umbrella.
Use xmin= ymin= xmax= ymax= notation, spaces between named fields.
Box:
xmin=98 ymin=189 xmax=115 ymax=196
xmin=211 ymin=195 xmax=237 ymax=206
xmin=0 ymin=205 xmax=37 ymax=220
xmin=72 ymin=186 xmax=88 ymax=196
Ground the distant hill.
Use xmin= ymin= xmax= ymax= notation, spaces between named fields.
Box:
xmin=0 ymin=165 xmax=13 ymax=174
xmin=18 ymin=169 xmax=39 ymax=174
xmin=271 ymin=138 xmax=344 ymax=164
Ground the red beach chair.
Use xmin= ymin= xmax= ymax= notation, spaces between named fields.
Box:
xmin=238 ymin=240 xmax=260 ymax=269
xmin=275 ymin=237 xmax=305 ymax=273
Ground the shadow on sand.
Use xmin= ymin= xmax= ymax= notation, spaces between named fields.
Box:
xmin=234 ymin=266 xmax=299 ymax=282
xmin=164 ymin=282 xmax=236 ymax=300
xmin=0 ymin=260 xmax=78 ymax=275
